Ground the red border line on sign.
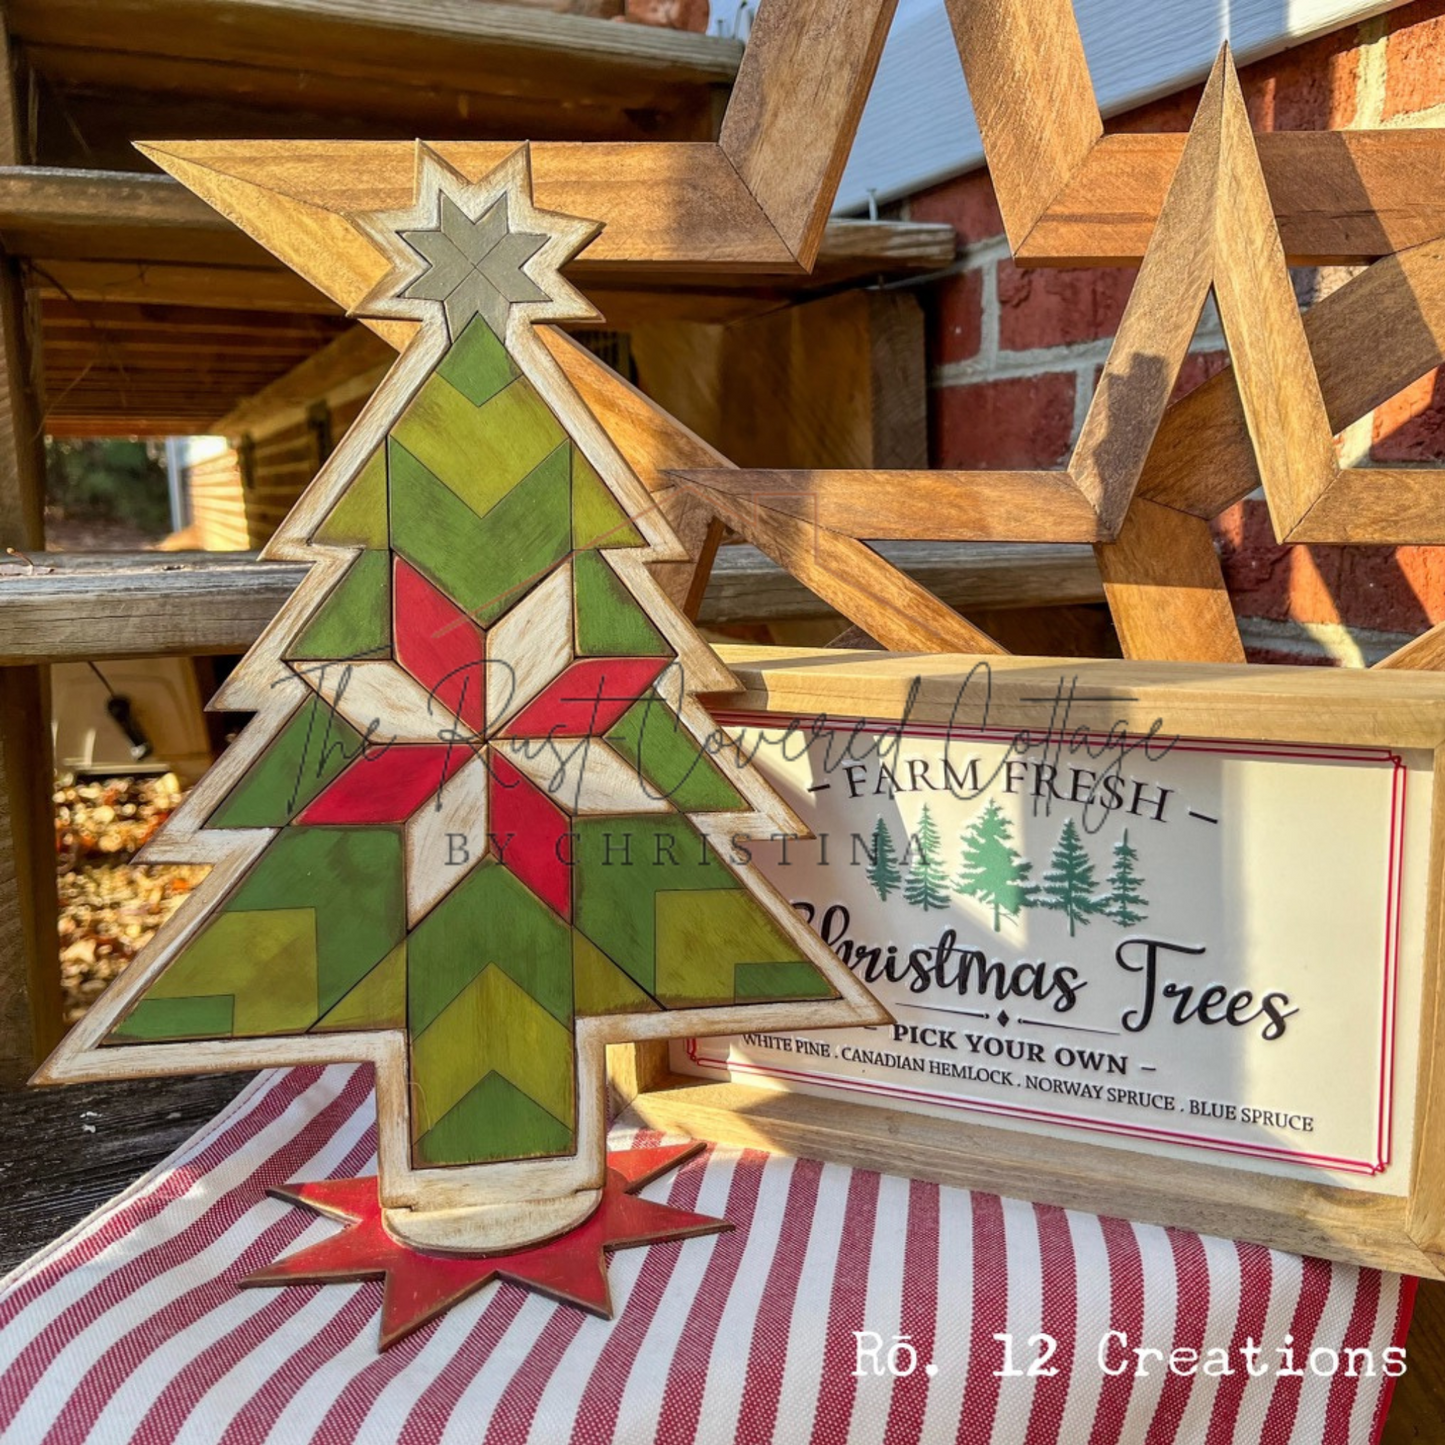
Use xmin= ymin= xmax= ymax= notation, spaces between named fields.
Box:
xmin=693 ymin=713 xmax=1409 ymax=1179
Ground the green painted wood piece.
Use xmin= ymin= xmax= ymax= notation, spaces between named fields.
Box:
xmin=208 ymin=693 xmax=364 ymax=829
xmin=111 ymin=994 xmax=234 ymax=1042
xmin=572 ymin=816 xmax=738 ymax=994
xmin=415 ymin=1070 xmax=574 ymax=1166
xmin=312 ymin=939 xmax=407 ymax=1032
xmin=735 ymin=959 xmax=836 ymax=1001
xmin=572 ymin=550 xmax=670 ymax=658
xmin=465 ymin=443 xmax=572 ymax=624
xmin=574 ymin=931 xmax=660 ymax=1016
xmin=138 ymin=907 xmax=321 ymax=1034
xmin=389 ymin=438 xmax=572 ymax=624
xmin=654 ymin=888 xmax=811 ymax=1005
xmin=407 ymin=860 xmax=572 ymax=1035
xmin=410 ymin=963 xmax=574 ymax=1136
xmin=313 ymin=448 xmax=388 ymax=549
xmin=227 ymin=827 xmax=406 ymax=1014
xmin=287 ymin=549 xmax=391 ymax=661
xmin=606 ymin=693 xmax=747 ymax=813
xmin=571 ymin=449 xmax=643 ymax=551
xmin=391 ymin=371 xmax=564 ymax=518
xmin=436 ymin=315 xmax=518 ymax=407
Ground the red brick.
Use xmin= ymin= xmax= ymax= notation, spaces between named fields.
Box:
xmin=1371 ymin=368 xmax=1445 ymax=460
xmin=1107 ymin=86 xmax=1205 ymax=134
xmin=1238 ymin=24 xmax=1360 ymax=130
xmin=929 ymin=268 xmax=984 ymax=366
xmin=1340 ymin=546 xmax=1440 ymax=631
xmin=1383 ymin=1 xmax=1445 ymax=120
xmin=910 ymin=172 xmax=1004 ymax=246
xmin=930 ymin=374 xmax=1076 ymax=468
xmin=997 ymin=262 xmax=1137 ymax=350
xmin=1214 ymin=498 xmax=1346 ymax=623
xmin=1214 ymin=498 xmax=1442 ymax=633
xmin=1106 ymin=23 xmax=1361 ymax=134
xmin=622 ymin=0 xmax=708 ymax=30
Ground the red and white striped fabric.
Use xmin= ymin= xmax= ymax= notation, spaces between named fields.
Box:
xmin=0 ymin=1065 xmax=1414 ymax=1445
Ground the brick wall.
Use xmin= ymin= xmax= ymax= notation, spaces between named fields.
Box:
xmin=905 ymin=0 xmax=1445 ymax=665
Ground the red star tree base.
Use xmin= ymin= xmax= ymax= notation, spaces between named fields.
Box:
xmin=242 ymin=1142 xmax=726 ymax=1349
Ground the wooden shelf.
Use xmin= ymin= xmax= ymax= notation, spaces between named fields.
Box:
xmin=3 ymin=165 xmax=954 ymax=432
xmin=0 ymin=544 xmax=1102 ymax=665
xmin=12 ymin=0 xmax=741 ymax=154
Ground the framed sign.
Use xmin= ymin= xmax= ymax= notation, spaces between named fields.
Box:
xmin=626 ymin=647 xmax=1445 ymax=1279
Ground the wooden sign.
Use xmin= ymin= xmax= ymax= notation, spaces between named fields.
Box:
xmin=633 ymin=648 xmax=1445 ymax=1279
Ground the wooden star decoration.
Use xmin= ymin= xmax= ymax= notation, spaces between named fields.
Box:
xmin=245 ymin=1144 xmax=724 ymax=1349
xmin=119 ymin=0 xmax=1445 ymax=671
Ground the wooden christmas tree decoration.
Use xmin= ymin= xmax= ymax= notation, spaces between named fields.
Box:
xmin=34 ymin=144 xmax=885 ymax=1339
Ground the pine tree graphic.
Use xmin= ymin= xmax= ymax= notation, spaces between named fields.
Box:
xmin=1039 ymin=818 xmax=1102 ymax=937
xmin=1100 ymin=828 xmax=1149 ymax=926
xmin=903 ymin=803 xmax=952 ymax=912
xmin=866 ymin=817 xmax=903 ymax=901
xmin=954 ymin=799 xmax=1037 ymax=932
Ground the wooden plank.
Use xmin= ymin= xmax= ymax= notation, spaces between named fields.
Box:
xmin=0 ymin=15 xmax=63 ymax=1084
xmin=945 ymin=0 xmax=1101 ymax=252
xmin=712 ymin=644 xmax=1445 ymax=750
xmin=0 ymin=552 xmax=304 ymax=664
xmin=34 ymin=258 xmax=335 ymax=313
xmin=1026 ymin=130 xmax=1445 ymax=266
xmin=1069 ymin=53 xmax=1218 ymax=534
xmin=630 ymin=1079 xmax=1441 ymax=1279
xmin=209 ymin=325 xmax=393 ymax=436
xmin=1095 ymin=499 xmax=1244 ymax=663
xmin=1211 ymin=52 xmax=1339 ymax=542
xmin=718 ymin=0 xmax=898 ymax=267
xmin=1141 ymin=235 xmax=1445 ymax=520
xmin=8 ymin=0 xmax=741 ymax=106
xmin=666 ymin=468 xmax=1106 ymax=541
xmin=0 ymin=541 xmax=1103 ymax=665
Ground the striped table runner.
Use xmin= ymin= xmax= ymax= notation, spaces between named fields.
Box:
xmin=0 ymin=1065 xmax=1414 ymax=1444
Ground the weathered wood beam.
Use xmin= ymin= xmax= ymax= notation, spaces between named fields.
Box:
xmin=9 ymin=0 xmax=741 ymax=111
xmin=1025 ymin=131 xmax=1445 ymax=266
xmin=0 ymin=543 xmax=1103 ymax=667
xmin=0 ymin=16 xmax=63 ymax=1083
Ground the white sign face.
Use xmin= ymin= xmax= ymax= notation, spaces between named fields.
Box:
xmin=676 ymin=703 xmax=1433 ymax=1192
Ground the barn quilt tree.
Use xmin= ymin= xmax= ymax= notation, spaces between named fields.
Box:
xmin=47 ymin=146 xmax=883 ymax=1306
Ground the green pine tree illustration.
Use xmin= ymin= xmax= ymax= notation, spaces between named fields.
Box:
xmin=954 ymin=799 xmax=1038 ymax=932
xmin=1100 ymin=828 xmax=1148 ymax=926
xmin=866 ymin=817 xmax=903 ymax=902
xmin=903 ymin=803 xmax=951 ymax=912
xmin=1039 ymin=817 xmax=1102 ymax=937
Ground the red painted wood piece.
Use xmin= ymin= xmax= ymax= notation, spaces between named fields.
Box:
xmin=487 ymin=752 xmax=574 ymax=919
xmin=501 ymin=658 xmax=668 ymax=739
xmin=393 ymin=556 xmax=487 ymax=734
xmin=298 ymin=744 xmax=470 ymax=825
xmin=242 ymin=1142 xmax=725 ymax=1348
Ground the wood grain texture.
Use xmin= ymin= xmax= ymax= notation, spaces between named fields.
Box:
xmin=1210 ymin=52 xmax=1338 ymax=542
xmin=1068 ymin=56 xmax=1218 ymax=534
xmin=1096 ymin=499 xmax=1243 ymax=664
xmin=545 ymin=317 xmax=998 ymax=651
xmin=1409 ymin=754 xmax=1445 ymax=1260
xmin=719 ymin=0 xmax=898 ymax=267
xmin=945 ymin=0 xmax=1100 ymax=252
xmin=1140 ymin=234 xmax=1445 ymax=522
xmin=631 ymin=1079 xmax=1441 ymax=1279
xmin=8 ymin=0 xmax=741 ymax=108
xmin=712 ymin=644 xmax=1445 ymax=754
xmin=0 ymin=18 xmax=63 ymax=1084
xmin=667 ymin=468 xmax=1106 ymax=541
xmin=1025 ymin=130 xmax=1445 ymax=266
